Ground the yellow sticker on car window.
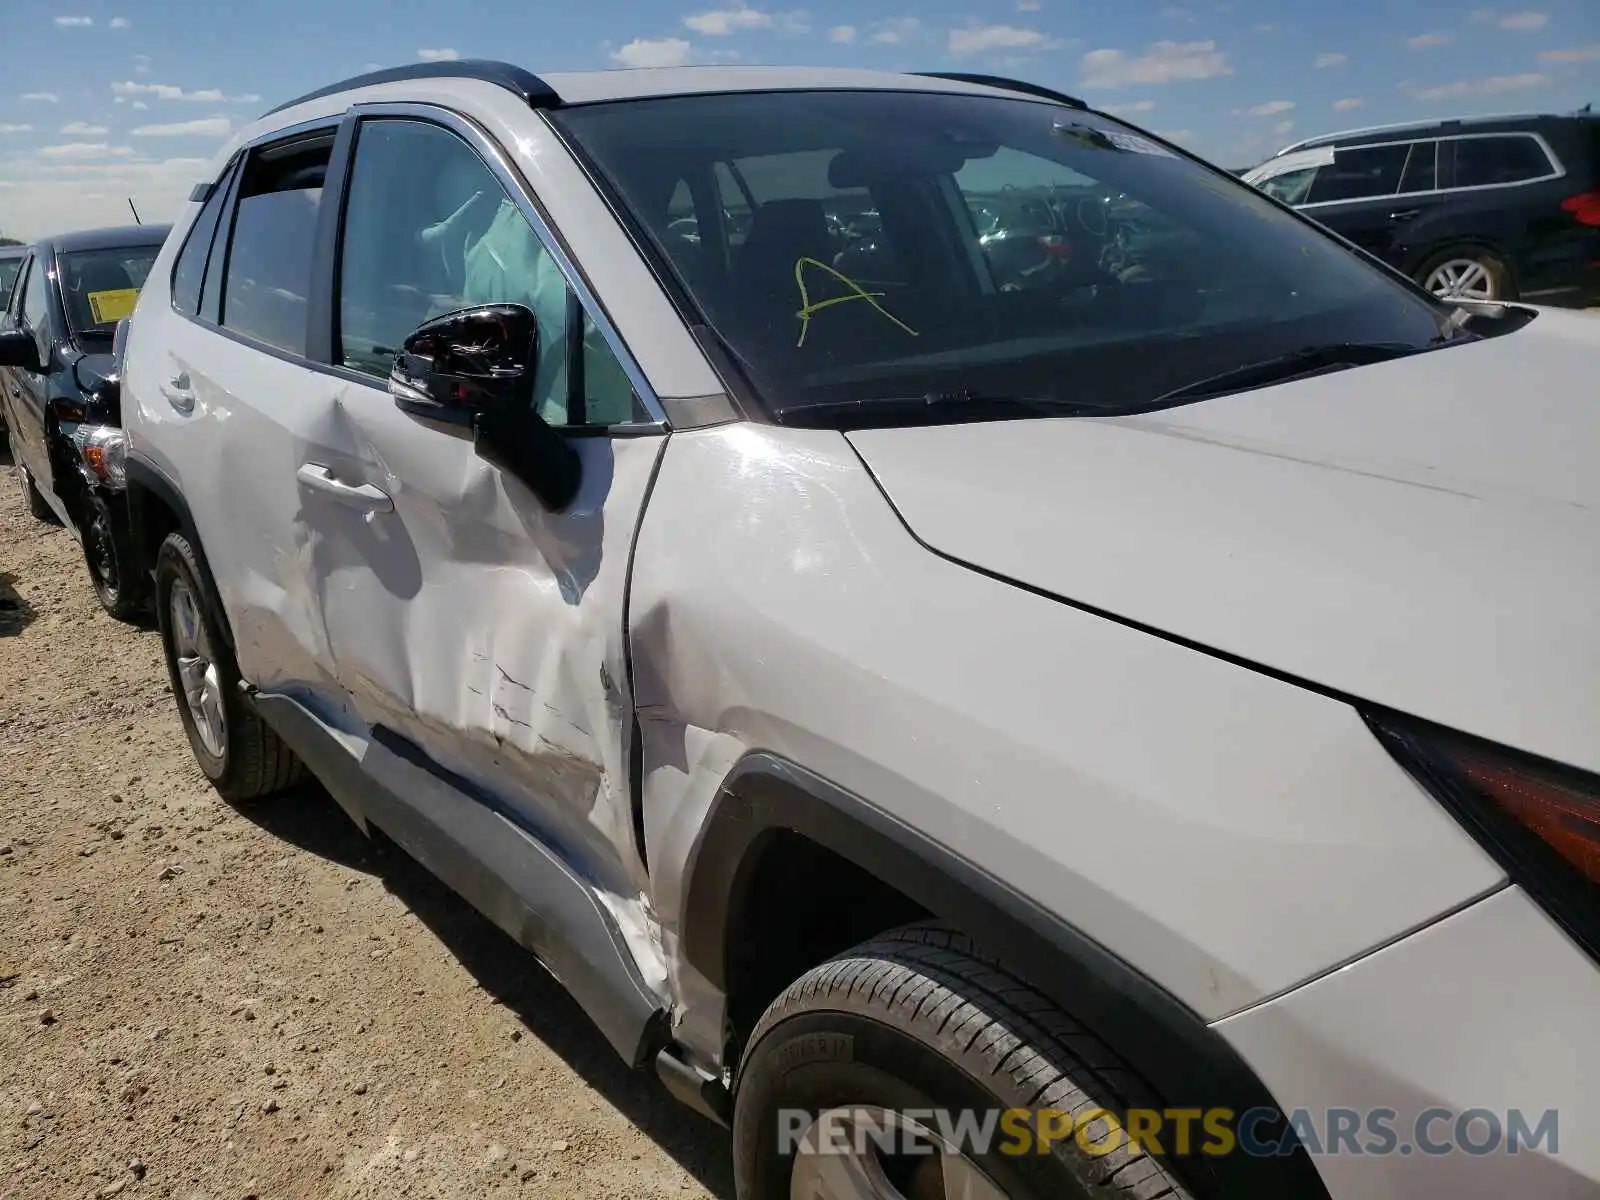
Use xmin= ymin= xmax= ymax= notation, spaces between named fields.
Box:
xmin=86 ymin=288 xmax=140 ymax=324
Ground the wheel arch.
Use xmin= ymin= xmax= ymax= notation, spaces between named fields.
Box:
xmin=125 ymin=453 xmax=232 ymax=648
xmin=679 ymin=750 xmax=1332 ymax=1200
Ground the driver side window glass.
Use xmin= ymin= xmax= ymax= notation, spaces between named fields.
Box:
xmin=22 ymin=253 xmax=50 ymax=358
xmin=337 ymin=118 xmax=643 ymax=428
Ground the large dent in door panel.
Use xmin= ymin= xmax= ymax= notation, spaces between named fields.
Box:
xmin=299 ymin=385 xmax=665 ymax=920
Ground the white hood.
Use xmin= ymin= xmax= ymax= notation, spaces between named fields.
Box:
xmin=848 ymin=307 xmax=1600 ymax=773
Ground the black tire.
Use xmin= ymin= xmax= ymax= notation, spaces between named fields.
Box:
xmin=21 ymin=466 xmax=57 ymax=523
xmin=81 ymin=492 xmax=143 ymax=622
xmin=1414 ymin=245 xmax=1516 ymax=303
xmin=154 ymin=530 xmax=304 ymax=801
xmin=733 ymin=924 xmax=1193 ymax=1200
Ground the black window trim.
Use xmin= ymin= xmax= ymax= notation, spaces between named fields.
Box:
xmin=168 ymin=149 xmax=241 ymax=318
xmin=1295 ymin=129 xmax=1565 ymax=209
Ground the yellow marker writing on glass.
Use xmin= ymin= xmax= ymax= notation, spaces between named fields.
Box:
xmin=86 ymin=288 xmax=140 ymax=324
xmin=792 ymin=257 xmax=918 ymax=348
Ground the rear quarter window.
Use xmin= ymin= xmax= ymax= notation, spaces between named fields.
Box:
xmin=1451 ymin=135 xmax=1556 ymax=187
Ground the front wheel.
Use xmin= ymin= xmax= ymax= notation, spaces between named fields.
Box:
xmin=154 ymin=530 xmax=304 ymax=801
xmin=732 ymin=925 xmax=1193 ymax=1200
xmin=81 ymin=492 xmax=143 ymax=622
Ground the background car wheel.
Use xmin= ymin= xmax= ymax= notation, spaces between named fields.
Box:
xmin=732 ymin=924 xmax=1194 ymax=1200
xmin=1417 ymin=247 xmax=1514 ymax=302
xmin=81 ymin=493 xmax=143 ymax=622
xmin=154 ymin=530 xmax=304 ymax=801
xmin=21 ymin=467 xmax=58 ymax=524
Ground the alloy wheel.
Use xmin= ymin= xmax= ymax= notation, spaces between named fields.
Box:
xmin=1423 ymin=257 xmax=1498 ymax=301
xmin=789 ymin=1108 xmax=1011 ymax=1200
xmin=169 ymin=578 xmax=226 ymax=759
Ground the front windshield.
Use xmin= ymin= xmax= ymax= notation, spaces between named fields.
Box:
xmin=57 ymin=245 xmax=159 ymax=341
xmin=553 ymin=90 xmax=1457 ymax=423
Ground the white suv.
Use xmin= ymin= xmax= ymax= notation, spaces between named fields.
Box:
xmin=117 ymin=61 xmax=1599 ymax=1200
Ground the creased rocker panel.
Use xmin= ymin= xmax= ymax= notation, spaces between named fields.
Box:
xmin=112 ymin=63 xmax=1380 ymax=1200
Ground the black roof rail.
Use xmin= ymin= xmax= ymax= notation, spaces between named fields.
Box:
xmin=263 ymin=59 xmax=559 ymax=118
xmin=914 ymin=71 xmax=1087 ymax=110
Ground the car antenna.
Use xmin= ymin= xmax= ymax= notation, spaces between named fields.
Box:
xmin=127 ymin=196 xmax=142 ymax=223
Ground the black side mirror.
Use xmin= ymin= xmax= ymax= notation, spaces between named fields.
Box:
xmin=388 ymin=303 xmax=582 ymax=512
xmin=0 ymin=328 xmax=41 ymax=372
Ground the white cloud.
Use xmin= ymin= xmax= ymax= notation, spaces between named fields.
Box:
xmin=1017 ymin=0 xmax=1041 ymax=8
xmin=133 ymin=53 xmax=151 ymax=75
xmin=1539 ymin=44 xmax=1600 ymax=62
xmin=0 ymin=123 xmax=34 ymax=134
xmin=54 ymin=15 xmax=93 ymax=26
xmin=109 ymin=16 xmax=130 ymax=28
xmin=42 ymin=142 xmax=112 ymax=157
xmin=112 ymin=81 xmax=260 ymax=103
xmin=1079 ymin=40 xmax=1232 ymax=88
xmin=1498 ymin=11 xmax=1547 ymax=29
xmin=1313 ymin=52 xmax=1346 ymax=68
xmin=416 ymin=47 xmax=459 ymax=61
xmin=1236 ymin=99 xmax=1295 ymax=117
xmin=1407 ymin=72 xmax=1548 ymax=101
xmin=611 ymin=37 xmax=694 ymax=67
xmin=131 ymin=116 xmax=233 ymax=137
xmin=61 ymin=121 xmax=109 ymax=135
xmin=869 ymin=17 xmax=923 ymax=44
xmin=1405 ymin=32 xmax=1453 ymax=49
xmin=829 ymin=24 xmax=856 ymax=42
xmin=0 ymin=155 xmax=211 ymax=240
xmin=948 ymin=24 xmax=1058 ymax=54
xmin=132 ymin=100 xmax=148 ymax=110
xmin=22 ymin=92 xmax=60 ymax=103
xmin=1272 ymin=119 xmax=1294 ymax=134
xmin=1103 ymin=99 xmax=1157 ymax=114
xmin=1332 ymin=97 xmax=1363 ymax=110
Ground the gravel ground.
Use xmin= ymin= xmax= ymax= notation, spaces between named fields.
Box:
xmin=0 ymin=451 xmax=730 ymax=1200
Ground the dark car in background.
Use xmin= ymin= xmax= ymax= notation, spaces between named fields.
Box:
xmin=0 ymin=224 xmax=171 ymax=618
xmin=0 ymin=244 xmax=27 ymax=442
xmin=1243 ymin=107 xmax=1600 ymax=305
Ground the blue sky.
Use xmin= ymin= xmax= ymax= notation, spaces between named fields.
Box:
xmin=1 ymin=0 xmax=1596 ymax=238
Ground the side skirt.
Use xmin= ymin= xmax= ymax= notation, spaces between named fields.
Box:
xmin=252 ymin=691 xmax=668 ymax=1069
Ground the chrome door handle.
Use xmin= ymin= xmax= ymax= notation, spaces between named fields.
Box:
xmin=160 ymin=372 xmax=195 ymax=412
xmin=1389 ymin=208 xmax=1422 ymax=222
xmin=296 ymin=462 xmax=393 ymax=513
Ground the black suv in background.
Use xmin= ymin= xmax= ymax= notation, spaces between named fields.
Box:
xmin=0 ymin=243 xmax=25 ymax=442
xmin=1244 ymin=107 xmax=1600 ymax=305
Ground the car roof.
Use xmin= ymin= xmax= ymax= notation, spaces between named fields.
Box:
xmin=1271 ymin=108 xmax=1593 ymax=156
xmin=35 ymin=223 xmax=172 ymax=253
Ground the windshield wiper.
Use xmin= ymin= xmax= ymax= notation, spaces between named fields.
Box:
xmin=775 ymin=389 xmax=1099 ymax=429
xmin=1148 ymin=341 xmax=1428 ymax=406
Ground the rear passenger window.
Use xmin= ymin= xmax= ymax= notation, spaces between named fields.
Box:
xmin=171 ymin=165 xmax=233 ymax=317
xmin=1452 ymin=136 xmax=1553 ymax=188
xmin=1398 ymin=141 xmax=1438 ymax=194
xmin=1305 ymin=142 xmax=1409 ymax=203
xmin=219 ymin=134 xmax=333 ymax=357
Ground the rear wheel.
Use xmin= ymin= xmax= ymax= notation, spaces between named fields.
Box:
xmin=21 ymin=466 xmax=56 ymax=523
xmin=732 ymin=924 xmax=1192 ymax=1200
xmin=1417 ymin=247 xmax=1514 ymax=302
xmin=154 ymin=530 xmax=303 ymax=801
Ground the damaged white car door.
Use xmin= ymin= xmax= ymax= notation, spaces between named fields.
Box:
xmin=305 ymin=110 xmax=666 ymax=906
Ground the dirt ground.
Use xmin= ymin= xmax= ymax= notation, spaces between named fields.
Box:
xmin=0 ymin=451 xmax=730 ymax=1199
